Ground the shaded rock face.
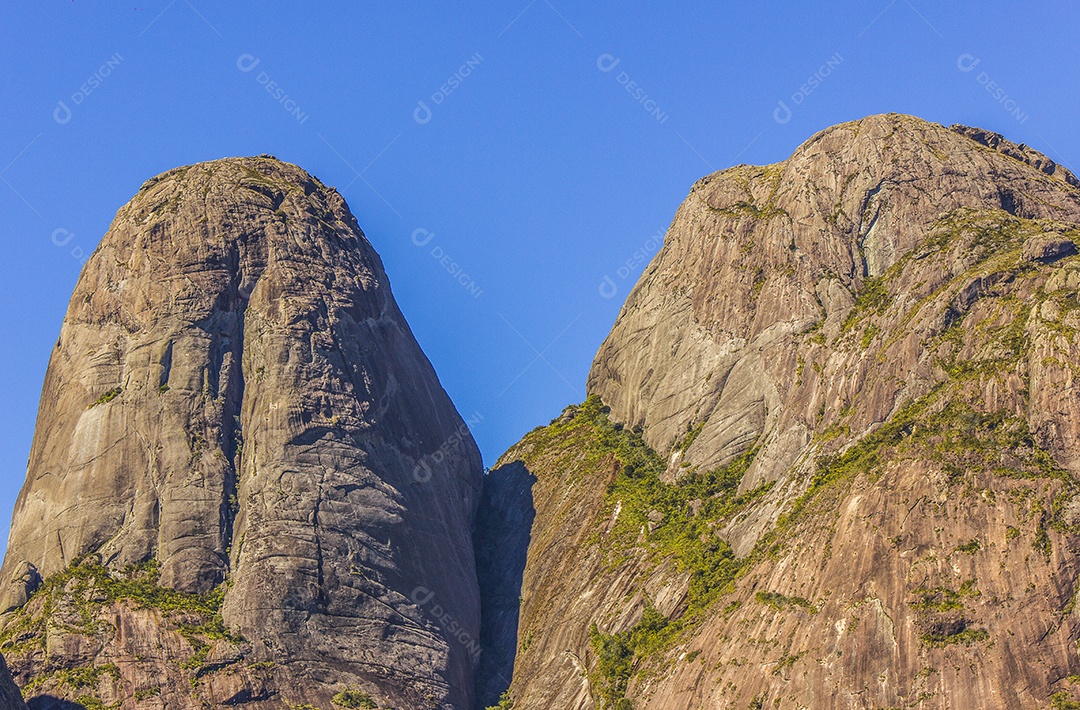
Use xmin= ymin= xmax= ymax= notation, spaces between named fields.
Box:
xmin=486 ymin=115 xmax=1080 ymax=708
xmin=0 ymin=653 xmax=26 ymax=710
xmin=472 ymin=463 xmax=535 ymax=709
xmin=0 ymin=157 xmax=482 ymax=709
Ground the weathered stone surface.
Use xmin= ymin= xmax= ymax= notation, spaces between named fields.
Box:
xmin=0 ymin=157 xmax=482 ymax=708
xmin=0 ymin=653 xmax=26 ymax=710
xmin=486 ymin=114 xmax=1080 ymax=708
xmin=950 ymin=123 xmax=1080 ymax=187
xmin=588 ymin=114 xmax=1080 ymax=486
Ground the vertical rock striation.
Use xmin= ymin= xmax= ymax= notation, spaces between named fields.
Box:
xmin=485 ymin=114 xmax=1080 ymax=709
xmin=0 ymin=157 xmax=482 ymax=709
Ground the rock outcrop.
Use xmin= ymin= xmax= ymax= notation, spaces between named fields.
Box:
xmin=483 ymin=114 xmax=1080 ymax=709
xmin=588 ymin=114 xmax=1080 ymax=489
xmin=0 ymin=654 xmax=26 ymax=710
xmin=0 ymin=157 xmax=483 ymax=709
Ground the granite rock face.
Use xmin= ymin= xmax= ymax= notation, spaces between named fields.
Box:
xmin=0 ymin=157 xmax=482 ymax=709
xmin=588 ymin=114 xmax=1080 ymax=487
xmin=486 ymin=115 xmax=1080 ymax=708
xmin=0 ymin=654 xmax=26 ymax=710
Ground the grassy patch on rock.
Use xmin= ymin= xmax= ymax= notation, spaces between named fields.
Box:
xmin=1 ymin=557 xmax=239 ymax=700
xmin=523 ymin=396 xmax=773 ymax=708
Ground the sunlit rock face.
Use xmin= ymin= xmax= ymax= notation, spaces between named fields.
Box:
xmin=0 ymin=156 xmax=483 ymax=709
xmin=483 ymin=115 xmax=1080 ymax=709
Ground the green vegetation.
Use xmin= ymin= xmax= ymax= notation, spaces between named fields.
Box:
xmin=242 ymin=165 xmax=279 ymax=188
xmin=485 ymin=690 xmax=515 ymax=710
xmin=22 ymin=664 xmax=121 ymax=695
xmin=528 ymin=396 xmax=778 ymax=708
xmin=909 ymin=580 xmax=979 ymax=613
xmin=938 ymin=296 xmax=1031 ymax=381
xmin=860 ymin=323 xmax=880 ymax=349
xmin=332 ymin=689 xmax=379 ymax=708
xmin=707 ymin=165 xmax=789 ymax=223
xmin=954 ymin=539 xmax=980 ymax=554
xmin=519 ymin=629 xmax=534 ymax=652
xmin=773 ymin=651 xmax=803 ymax=674
xmin=675 ymin=421 xmax=705 ymax=454
xmin=525 ymin=276 xmax=1079 ymax=706
xmin=581 ymin=396 xmax=768 ymax=617
xmin=777 ymin=391 xmax=1070 ymax=538
xmin=73 ymin=696 xmax=121 ymax=710
xmin=1034 ymin=523 xmax=1053 ymax=560
xmin=842 ymin=276 xmax=891 ymax=334
xmin=921 ymin=625 xmax=989 ymax=648
xmin=589 ymin=605 xmax=674 ymax=710
xmin=924 ymin=208 xmax=1040 ymax=257
xmin=1052 ymin=691 xmax=1080 ymax=709
xmin=778 ymin=394 xmax=932 ymax=528
xmin=180 ymin=645 xmax=209 ymax=671
xmin=755 ymin=591 xmax=815 ymax=613
xmin=88 ymin=387 xmax=122 ymax=408
xmin=1 ymin=557 xmax=237 ymax=691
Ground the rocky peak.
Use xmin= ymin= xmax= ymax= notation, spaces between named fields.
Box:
xmin=483 ymin=114 xmax=1080 ymax=708
xmin=588 ymin=113 xmax=1080 ymax=483
xmin=950 ymin=123 xmax=1080 ymax=187
xmin=0 ymin=157 xmax=483 ymax=708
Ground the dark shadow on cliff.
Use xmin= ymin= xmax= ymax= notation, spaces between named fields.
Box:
xmin=473 ymin=460 xmax=536 ymax=709
xmin=27 ymin=697 xmax=86 ymax=710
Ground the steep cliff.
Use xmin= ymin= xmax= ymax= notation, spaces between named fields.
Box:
xmin=482 ymin=114 xmax=1080 ymax=709
xmin=0 ymin=157 xmax=483 ymax=709
xmin=0 ymin=653 xmax=26 ymax=709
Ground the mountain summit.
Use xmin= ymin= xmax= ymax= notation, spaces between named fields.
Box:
xmin=479 ymin=114 xmax=1080 ymax=709
xmin=0 ymin=157 xmax=483 ymax=709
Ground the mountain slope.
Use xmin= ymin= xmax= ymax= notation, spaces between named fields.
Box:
xmin=0 ymin=157 xmax=483 ymax=709
xmin=481 ymin=114 xmax=1080 ymax=709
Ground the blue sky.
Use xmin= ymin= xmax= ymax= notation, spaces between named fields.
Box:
xmin=1 ymin=1 xmax=1078 ymax=549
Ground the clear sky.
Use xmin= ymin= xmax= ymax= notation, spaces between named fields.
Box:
xmin=1 ymin=1 xmax=1077 ymax=551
